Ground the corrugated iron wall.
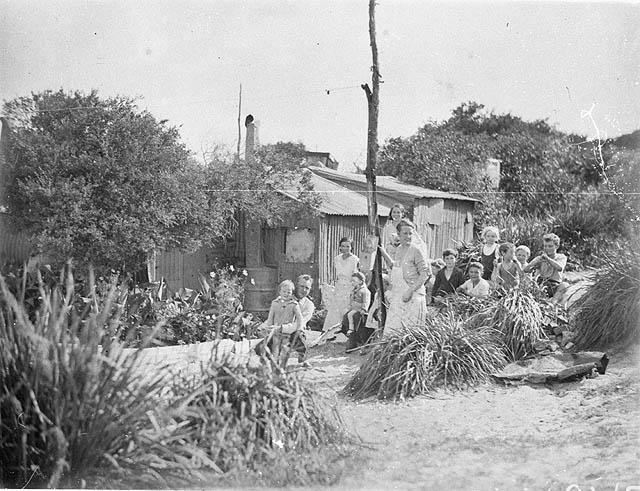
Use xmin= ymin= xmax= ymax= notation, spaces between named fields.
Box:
xmin=414 ymin=199 xmax=474 ymax=259
xmin=318 ymin=215 xmax=372 ymax=285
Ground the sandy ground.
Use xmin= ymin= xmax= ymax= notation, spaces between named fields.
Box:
xmin=297 ymin=338 xmax=640 ymax=491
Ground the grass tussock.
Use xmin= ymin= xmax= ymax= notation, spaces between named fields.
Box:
xmin=485 ymin=287 xmax=546 ymax=360
xmin=0 ymin=271 xmax=168 ymax=488
xmin=131 ymin=358 xmax=352 ymax=486
xmin=343 ymin=315 xmax=507 ymax=401
xmin=0 ymin=269 xmax=353 ymax=488
xmin=573 ymin=249 xmax=640 ymax=349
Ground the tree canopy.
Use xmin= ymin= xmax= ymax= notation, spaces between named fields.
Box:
xmin=378 ymin=102 xmax=599 ymax=217
xmin=3 ymin=90 xmax=316 ymax=275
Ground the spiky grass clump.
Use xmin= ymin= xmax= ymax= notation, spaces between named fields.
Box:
xmin=485 ymin=287 xmax=546 ymax=360
xmin=0 ymin=272 xmax=169 ymax=488
xmin=130 ymin=357 xmax=352 ymax=486
xmin=343 ymin=315 xmax=507 ymax=401
xmin=573 ymin=249 xmax=640 ymax=349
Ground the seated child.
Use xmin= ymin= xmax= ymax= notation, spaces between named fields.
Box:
xmin=426 ymin=258 xmax=446 ymax=303
xmin=432 ymin=248 xmax=466 ymax=303
xmin=340 ymin=272 xmax=371 ymax=350
xmin=524 ymin=233 xmax=567 ymax=297
xmin=491 ymin=242 xmax=524 ymax=291
xmin=256 ymin=279 xmax=304 ymax=362
xmin=515 ymin=245 xmax=531 ymax=268
xmin=457 ymin=262 xmax=490 ymax=298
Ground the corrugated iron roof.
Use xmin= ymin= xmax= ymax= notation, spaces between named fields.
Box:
xmin=309 ymin=166 xmax=478 ymax=202
xmin=280 ymin=171 xmax=390 ymax=216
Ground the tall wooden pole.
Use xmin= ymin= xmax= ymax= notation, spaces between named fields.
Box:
xmin=236 ymin=83 xmax=242 ymax=159
xmin=362 ymin=0 xmax=386 ymax=327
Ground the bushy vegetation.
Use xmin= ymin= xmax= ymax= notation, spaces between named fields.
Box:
xmin=0 ymin=272 xmax=168 ymax=488
xmin=344 ymin=279 xmax=569 ymax=401
xmin=3 ymin=90 xmax=318 ymax=278
xmin=379 ymin=102 xmax=638 ymax=267
xmin=573 ymin=249 xmax=640 ymax=349
xmin=0 ymin=261 xmax=260 ymax=347
xmin=0 ymin=270 xmax=351 ymax=488
xmin=343 ymin=314 xmax=507 ymax=401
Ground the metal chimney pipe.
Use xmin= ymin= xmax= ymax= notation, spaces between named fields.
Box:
xmin=244 ymin=114 xmax=258 ymax=163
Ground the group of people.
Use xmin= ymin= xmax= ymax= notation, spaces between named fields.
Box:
xmin=257 ymin=203 xmax=567 ymax=362
xmin=429 ymin=225 xmax=567 ymax=303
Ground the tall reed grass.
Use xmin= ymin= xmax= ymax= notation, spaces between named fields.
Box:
xmin=0 ymin=269 xmax=352 ymax=487
xmin=573 ymin=249 xmax=640 ymax=349
xmin=0 ymin=271 xmax=168 ymax=488
xmin=132 ymin=357 xmax=351 ymax=485
xmin=343 ymin=315 xmax=506 ymax=401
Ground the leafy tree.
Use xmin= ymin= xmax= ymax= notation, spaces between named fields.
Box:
xmin=3 ymin=90 xmax=317 ymax=276
xmin=379 ymin=102 xmax=598 ymax=217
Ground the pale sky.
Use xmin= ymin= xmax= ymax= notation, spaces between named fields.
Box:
xmin=1 ymin=0 xmax=638 ymax=170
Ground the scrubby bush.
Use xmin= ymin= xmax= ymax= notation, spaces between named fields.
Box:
xmin=573 ymin=248 xmax=640 ymax=349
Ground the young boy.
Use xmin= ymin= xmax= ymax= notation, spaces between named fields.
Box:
xmin=492 ymin=242 xmax=524 ymax=291
xmin=524 ymin=233 xmax=567 ymax=297
xmin=515 ymin=245 xmax=531 ymax=268
xmin=457 ymin=262 xmax=491 ymax=298
xmin=343 ymin=271 xmax=371 ymax=336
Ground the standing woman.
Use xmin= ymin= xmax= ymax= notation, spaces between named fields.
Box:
xmin=379 ymin=219 xmax=430 ymax=337
xmin=322 ymin=237 xmax=360 ymax=331
xmin=381 ymin=203 xmax=406 ymax=260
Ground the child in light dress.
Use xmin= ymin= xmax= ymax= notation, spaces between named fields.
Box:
xmin=457 ymin=262 xmax=491 ymax=298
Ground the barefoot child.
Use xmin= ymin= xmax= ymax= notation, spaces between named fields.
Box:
xmin=457 ymin=262 xmax=491 ymax=298
xmin=492 ymin=242 xmax=524 ymax=291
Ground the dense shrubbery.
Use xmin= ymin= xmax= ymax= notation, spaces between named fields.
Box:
xmin=0 ymin=261 xmax=259 ymax=347
xmin=0 ymin=271 xmax=351 ymax=488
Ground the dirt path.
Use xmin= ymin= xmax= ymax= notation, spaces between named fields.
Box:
xmin=300 ymin=341 xmax=640 ymax=491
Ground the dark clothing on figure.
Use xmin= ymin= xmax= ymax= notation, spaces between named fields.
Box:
xmin=480 ymin=249 xmax=496 ymax=281
xmin=340 ymin=311 xmax=374 ymax=350
xmin=432 ymin=267 xmax=466 ymax=300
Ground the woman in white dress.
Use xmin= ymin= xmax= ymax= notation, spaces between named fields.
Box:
xmin=379 ymin=219 xmax=430 ymax=338
xmin=322 ymin=237 xmax=360 ymax=331
xmin=381 ymin=203 xmax=406 ymax=261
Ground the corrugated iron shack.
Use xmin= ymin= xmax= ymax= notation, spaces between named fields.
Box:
xmin=309 ymin=166 xmax=477 ymax=260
